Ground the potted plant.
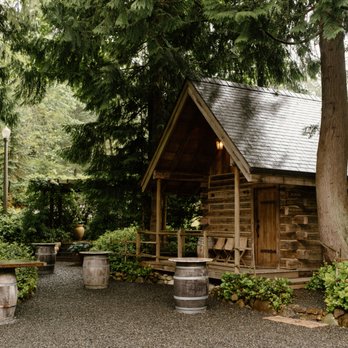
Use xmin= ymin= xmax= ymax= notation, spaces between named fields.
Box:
xmin=68 ymin=241 xmax=91 ymax=265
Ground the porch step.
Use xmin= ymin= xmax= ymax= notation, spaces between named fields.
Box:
xmin=288 ymin=277 xmax=312 ymax=289
xmin=142 ymin=260 xmax=313 ymax=289
xmin=248 ymin=269 xmax=300 ymax=279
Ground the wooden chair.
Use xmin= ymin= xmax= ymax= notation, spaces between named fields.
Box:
xmin=239 ymin=236 xmax=249 ymax=265
xmin=224 ymin=237 xmax=248 ymax=264
xmin=223 ymin=238 xmax=235 ymax=262
xmin=211 ymin=238 xmax=226 ymax=261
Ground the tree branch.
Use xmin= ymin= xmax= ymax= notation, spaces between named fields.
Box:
xmin=261 ymin=28 xmax=318 ymax=45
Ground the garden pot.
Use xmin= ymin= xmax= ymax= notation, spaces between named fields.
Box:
xmin=74 ymin=224 xmax=85 ymax=241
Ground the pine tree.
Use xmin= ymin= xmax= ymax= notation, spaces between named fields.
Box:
xmin=19 ymin=0 xmax=318 ymax=231
xmin=203 ymin=0 xmax=348 ymax=260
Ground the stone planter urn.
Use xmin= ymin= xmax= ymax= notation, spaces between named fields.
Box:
xmin=74 ymin=223 xmax=85 ymax=241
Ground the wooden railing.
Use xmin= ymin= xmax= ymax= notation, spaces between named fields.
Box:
xmin=135 ymin=230 xmax=253 ymax=267
xmin=136 ymin=229 xmax=203 ymax=262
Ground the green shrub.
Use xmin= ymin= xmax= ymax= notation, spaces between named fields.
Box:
xmin=68 ymin=241 xmax=92 ymax=253
xmin=307 ymin=261 xmax=348 ymax=312
xmin=0 ymin=210 xmax=26 ymax=243
xmin=305 ymin=263 xmax=333 ymax=291
xmin=111 ymin=259 xmax=153 ymax=282
xmin=219 ymin=272 xmax=293 ymax=311
xmin=164 ymin=235 xmax=198 ymax=256
xmin=91 ymin=226 xmax=137 ymax=259
xmin=0 ymin=241 xmax=38 ymax=301
xmin=91 ymin=226 xmax=153 ymax=281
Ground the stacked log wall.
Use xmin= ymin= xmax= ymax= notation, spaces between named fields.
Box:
xmin=279 ymin=185 xmax=322 ymax=270
xmin=200 ymin=172 xmax=253 ymax=265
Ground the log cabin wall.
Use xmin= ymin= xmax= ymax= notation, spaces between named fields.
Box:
xmin=200 ymin=148 xmax=253 ymax=266
xmin=279 ymin=185 xmax=322 ymax=270
xmin=148 ymin=146 xmax=322 ymax=270
xmin=201 ymin=173 xmax=253 ymax=266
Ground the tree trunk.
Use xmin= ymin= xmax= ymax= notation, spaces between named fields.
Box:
xmin=317 ymin=31 xmax=348 ymax=261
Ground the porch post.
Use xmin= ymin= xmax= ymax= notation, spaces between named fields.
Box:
xmin=156 ymin=178 xmax=162 ymax=262
xmin=177 ymin=229 xmax=183 ymax=258
xmin=203 ymin=230 xmax=208 ymax=258
xmin=234 ymin=166 xmax=240 ymax=273
xmin=136 ymin=231 xmax=141 ymax=258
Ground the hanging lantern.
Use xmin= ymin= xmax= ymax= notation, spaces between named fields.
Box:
xmin=216 ymin=140 xmax=223 ymax=150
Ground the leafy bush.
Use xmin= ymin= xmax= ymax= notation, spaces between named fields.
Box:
xmin=91 ymin=226 xmax=137 ymax=259
xmin=165 ymin=235 xmax=198 ymax=256
xmin=0 ymin=241 xmax=38 ymax=301
xmin=91 ymin=226 xmax=152 ymax=281
xmin=305 ymin=263 xmax=333 ymax=291
xmin=219 ymin=273 xmax=293 ymax=311
xmin=111 ymin=259 xmax=152 ymax=282
xmin=307 ymin=261 xmax=348 ymax=312
xmin=68 ymin=241 xmax=92 ymax=253
xmin=0 ymin=210 xmax=26 ymax=243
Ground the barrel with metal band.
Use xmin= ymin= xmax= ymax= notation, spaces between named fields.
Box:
xmin=0 ymin=270 xmax=17 ymax=323
xmin=170 ymin=258 xmax=212 ymax=314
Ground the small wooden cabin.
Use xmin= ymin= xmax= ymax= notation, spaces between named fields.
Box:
xmin=140 ymin=78 xmax=323 ymax=281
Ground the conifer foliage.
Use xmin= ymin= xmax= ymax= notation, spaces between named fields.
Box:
xmin=25 ymin=0 xmax=311 ymax=230
xmin=203 ymin=0 xmax=348 ymax=260
xmin=3 ymin=1 xmax=340 ymax=236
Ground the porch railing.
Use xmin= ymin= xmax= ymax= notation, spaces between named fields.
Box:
xmin=135 ymin=230 xmax=253 ymax=269
xmin=136 ymin=229 xmax=204 ymax=262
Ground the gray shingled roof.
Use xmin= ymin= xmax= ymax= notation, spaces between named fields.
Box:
xmin=192 ymin=78 xmax=321 ymax=174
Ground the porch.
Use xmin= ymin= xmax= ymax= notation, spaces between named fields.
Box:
xmin=135 ymin=229 xmax=313 ymax=288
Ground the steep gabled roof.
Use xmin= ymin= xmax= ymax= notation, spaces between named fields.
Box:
xmin=141 ymin=78 xmax=321 ymax=192
xmin=192 ymin=78 xmax=321 ymax=175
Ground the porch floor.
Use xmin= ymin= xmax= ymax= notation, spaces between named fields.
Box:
xmin=141 ymin=259 xmax=314 ymax=289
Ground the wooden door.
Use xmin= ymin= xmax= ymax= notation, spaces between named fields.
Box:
xmin=255 ymin=187 xmax=279 ymax=268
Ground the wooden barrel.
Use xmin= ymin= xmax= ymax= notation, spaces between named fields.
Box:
xmin=82 ymin=254 xmax=110 ymax=289
xmin=173 ymin=259 xmax=210 ymax=314
xmin=0 ymin=272 xmax=18 ymax=323
xmin=196 ymin=237 xmax=214 ymax=258
xmin=33 ymin=244 xmax=56 ymax=274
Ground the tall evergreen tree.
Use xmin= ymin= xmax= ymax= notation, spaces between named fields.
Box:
xmin=203 ymin=0 xmax=348 ymax=260
xmin=20 ymin=0 xmax=317 ymax=231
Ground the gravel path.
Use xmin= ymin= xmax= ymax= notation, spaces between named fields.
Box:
xmin=1 ymin=262 xmax=347 ymax=348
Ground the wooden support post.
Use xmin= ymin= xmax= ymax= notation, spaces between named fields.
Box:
xmin=156 ymin=179 xmax=162 ymax=262
xmin=177 ymin=229 xmax=183 ymax=258
xmin=234 ymin=166 xmax=240 ymax=273
xmin=136 ymin=231 xmax=141 ymax=258
xmin=203 ymin=230 xmax=208 ymax=258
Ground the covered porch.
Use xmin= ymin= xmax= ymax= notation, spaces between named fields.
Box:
xmin=135 ymin=228 xmax=313 ymax=286
xmin=138 ymin=161 xmax=253 ymax=276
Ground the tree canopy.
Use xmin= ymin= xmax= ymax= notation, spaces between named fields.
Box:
xmin=13 ymin=0 xmax=320 ymax=230
xmin=2 ymin=0 xmax=345 ymax=241
xmin=203 ymin=0 xmax=348 ymax=260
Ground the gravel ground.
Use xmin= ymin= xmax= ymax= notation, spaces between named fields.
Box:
xmin=1 ymin=262 xmax=347 ymax=348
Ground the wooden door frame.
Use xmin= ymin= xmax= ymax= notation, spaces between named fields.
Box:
xmin=253 ymin=185 xmax=280 ymax=269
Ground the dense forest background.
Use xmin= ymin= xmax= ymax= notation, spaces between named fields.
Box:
xmin=0 ymin=1 xmax=347 ymax=255
xmin=10 ymin=84 xmax=95 ymax=206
